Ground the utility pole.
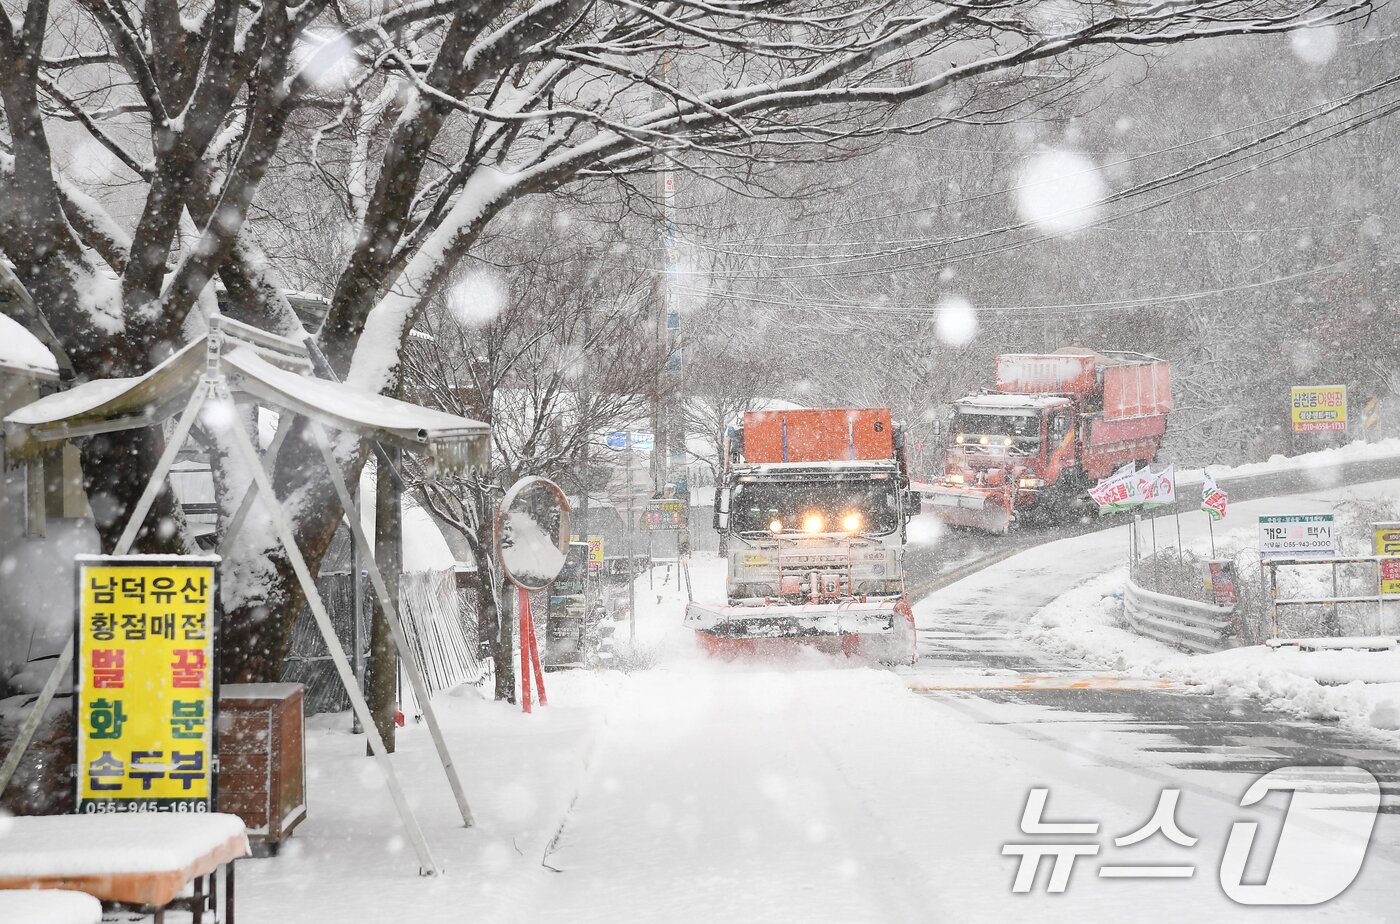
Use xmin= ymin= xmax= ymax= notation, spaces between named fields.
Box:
xmin=651 ymin=168 xmax=672 ymax=494
xmin=626 ymin=431 xmax=637 ymax=645
xmin=650 ymin=52 xmax=680 ymax=497
xmin=579 ymin=308 xmax=591 ymax=534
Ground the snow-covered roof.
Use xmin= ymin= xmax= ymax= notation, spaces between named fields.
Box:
xmin=4 ymin=321 xmax=490 ymax=474
xmin=955 ymin=394 xmax=1071 ymax=413
xmin=0 ymin=313 xmax=59 ymax=380
xmin=226 ymin=348 xmax=489 ymax=465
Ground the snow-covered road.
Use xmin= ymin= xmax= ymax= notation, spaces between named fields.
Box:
xmin=241 ymin=478 xmax=1400 ymax=922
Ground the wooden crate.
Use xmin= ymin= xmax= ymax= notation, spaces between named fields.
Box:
xmin=217 ymin=683 xmax=306 ymax=854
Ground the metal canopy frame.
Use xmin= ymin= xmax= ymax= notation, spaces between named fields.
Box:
xmin=0 ymin=318 xmax=484 ymax=876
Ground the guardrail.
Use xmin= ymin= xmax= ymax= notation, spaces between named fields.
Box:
xmin=1122 ymin=578 xmax=1238 ymax=654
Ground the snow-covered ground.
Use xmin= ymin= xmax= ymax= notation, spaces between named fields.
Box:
xmin=1176 ymin=437 xmax=1400 ymax=486
xmin=1017 ymin=473 xmax=1400 ymax=743
xmin=237 ymin=477 xmax=1400 ymax=922
xmin=1024 ymin=567 xmax=1400 ymax=735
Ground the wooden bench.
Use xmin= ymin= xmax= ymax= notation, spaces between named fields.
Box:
xmin=0 ymin=813 xmax=249 ymax=923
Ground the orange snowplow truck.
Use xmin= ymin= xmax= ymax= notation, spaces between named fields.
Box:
xmin=926 ymin=350 xmax=1172 ymax=534
xmin=684 ymin=408 xmax=918 ymax=664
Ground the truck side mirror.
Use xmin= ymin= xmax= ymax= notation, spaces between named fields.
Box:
xmin=714 ymin=486 xmax=731 ymax=531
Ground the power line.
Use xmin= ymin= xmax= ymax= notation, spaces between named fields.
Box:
xmin=683 ymin=82 xmax=1400 ymax=281
xmin=676 ymin=259 xmax=1351 ymax=318
xmin=707 ymin=73 xmax=1400 ymax=254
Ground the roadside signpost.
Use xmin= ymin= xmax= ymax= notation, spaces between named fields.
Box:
xmin=1258 ymin=514 xmax=1337 ymax=558
xmin=75 ymin=555 xmax=219 ymax=814
xmin=1290 ymin=385 xmax=1347 ymax=433
xmin=1204 ymin=560 xmax=1239 ymax=607
xmin=641 ymin=498 xmax=687 ymax=530
xmin=1375 ymin=522 xmax=1400 ymax=597
xmin=1374 ymin=522 xmax=1400 ymax=557
xmin=496 ymin=477 xmax=571 ymax=713
xmin=603 ymin=431 xmax=651 ymax=643
xmin=606 ymin=430 xmax=654 ymax=451
xmin=567 ymin=534 xmax=605 ymax=573
xmin=1381 ymin=560 xmax=1400 ymax=599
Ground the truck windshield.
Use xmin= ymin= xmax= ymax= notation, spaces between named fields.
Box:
xmin=730 ymin=479 xmax=900 ymax=536
xmin=953 ymin=412 xmax=1040 ymax=448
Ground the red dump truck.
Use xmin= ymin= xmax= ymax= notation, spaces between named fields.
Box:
xmin=926 ymin=350 xmax=1172 ymax=533
xmin=684 ymin=408 xmax=918 ymax=663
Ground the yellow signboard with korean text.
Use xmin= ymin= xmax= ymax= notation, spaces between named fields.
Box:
xmin=75 ymin=556 xmax=219 ymax=813
xmin=1377 ymin=523 xmax=1400 ymax=597
xmin=1375 ymin=523 xmax=1400 ymax=557
xmin=1290 ymin=385 xmax=1347 ymax=433
xmin=569 ymin=535 xmax=605 ymax=572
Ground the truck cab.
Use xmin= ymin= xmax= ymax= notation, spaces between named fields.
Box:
xmin=942 ymin=394 xmax=1079 ymax=498
xmin=723 ymin=460 xmax=908 ymax=605
xmin=688 ymin=407 xmax=918 ymax=663
xmin=926 ymin=349 xmax=1171 ymax=533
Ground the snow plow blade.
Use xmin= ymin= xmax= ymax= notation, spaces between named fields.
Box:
xmin=923 ymin=484 xmax=1013 ymax=534
xmin=684 ymin=598 xmax=916 ymax=664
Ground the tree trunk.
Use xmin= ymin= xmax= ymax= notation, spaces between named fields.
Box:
xmin=81 ymin=427 xmax=188 ymax=556
xmin=465 ymin=485 xmax=514 ymax=703
xmin=216 ymin=417 xmax=357 ymax=683
xmin=367 ymin=449 xmax=401 ymax=753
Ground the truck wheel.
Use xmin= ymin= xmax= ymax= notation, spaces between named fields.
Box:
xmin=1036 ymin=478 xmax=1079 ymax=525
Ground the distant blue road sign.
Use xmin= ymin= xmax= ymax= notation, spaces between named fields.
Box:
xmin=605 ymin=431 xmax=654 ymax=451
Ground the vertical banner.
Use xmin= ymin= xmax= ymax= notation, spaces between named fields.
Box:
xmin=1152 ymin=465 xmax=1176 ymax=506
xmin=75 ymin=555 xmax=220 ymax=813
xmin=1201 ymin=475 xmax=1228 ymax=519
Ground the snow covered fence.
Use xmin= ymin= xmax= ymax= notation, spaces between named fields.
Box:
xmin=1122 ymin=577 xmax=1238 ymax=654
xmin=284 ymin=568 xmax=482 ymax=714
xmin=397 ymin=570 xmax=484 ymax=694
xmin=1262 ymin=555 xmax=1399 ymax=640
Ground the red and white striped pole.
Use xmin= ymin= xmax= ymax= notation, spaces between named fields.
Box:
xmin=518 ymin=586 xmax=548 ymax=712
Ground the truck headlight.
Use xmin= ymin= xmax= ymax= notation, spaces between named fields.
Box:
xmin=841 ymin=513 xmax=862 ymax=532
xmin=769 ymin=518 xmax=783 ymax=533
xmin=802 ymin=513 xmax=825 ymax=533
